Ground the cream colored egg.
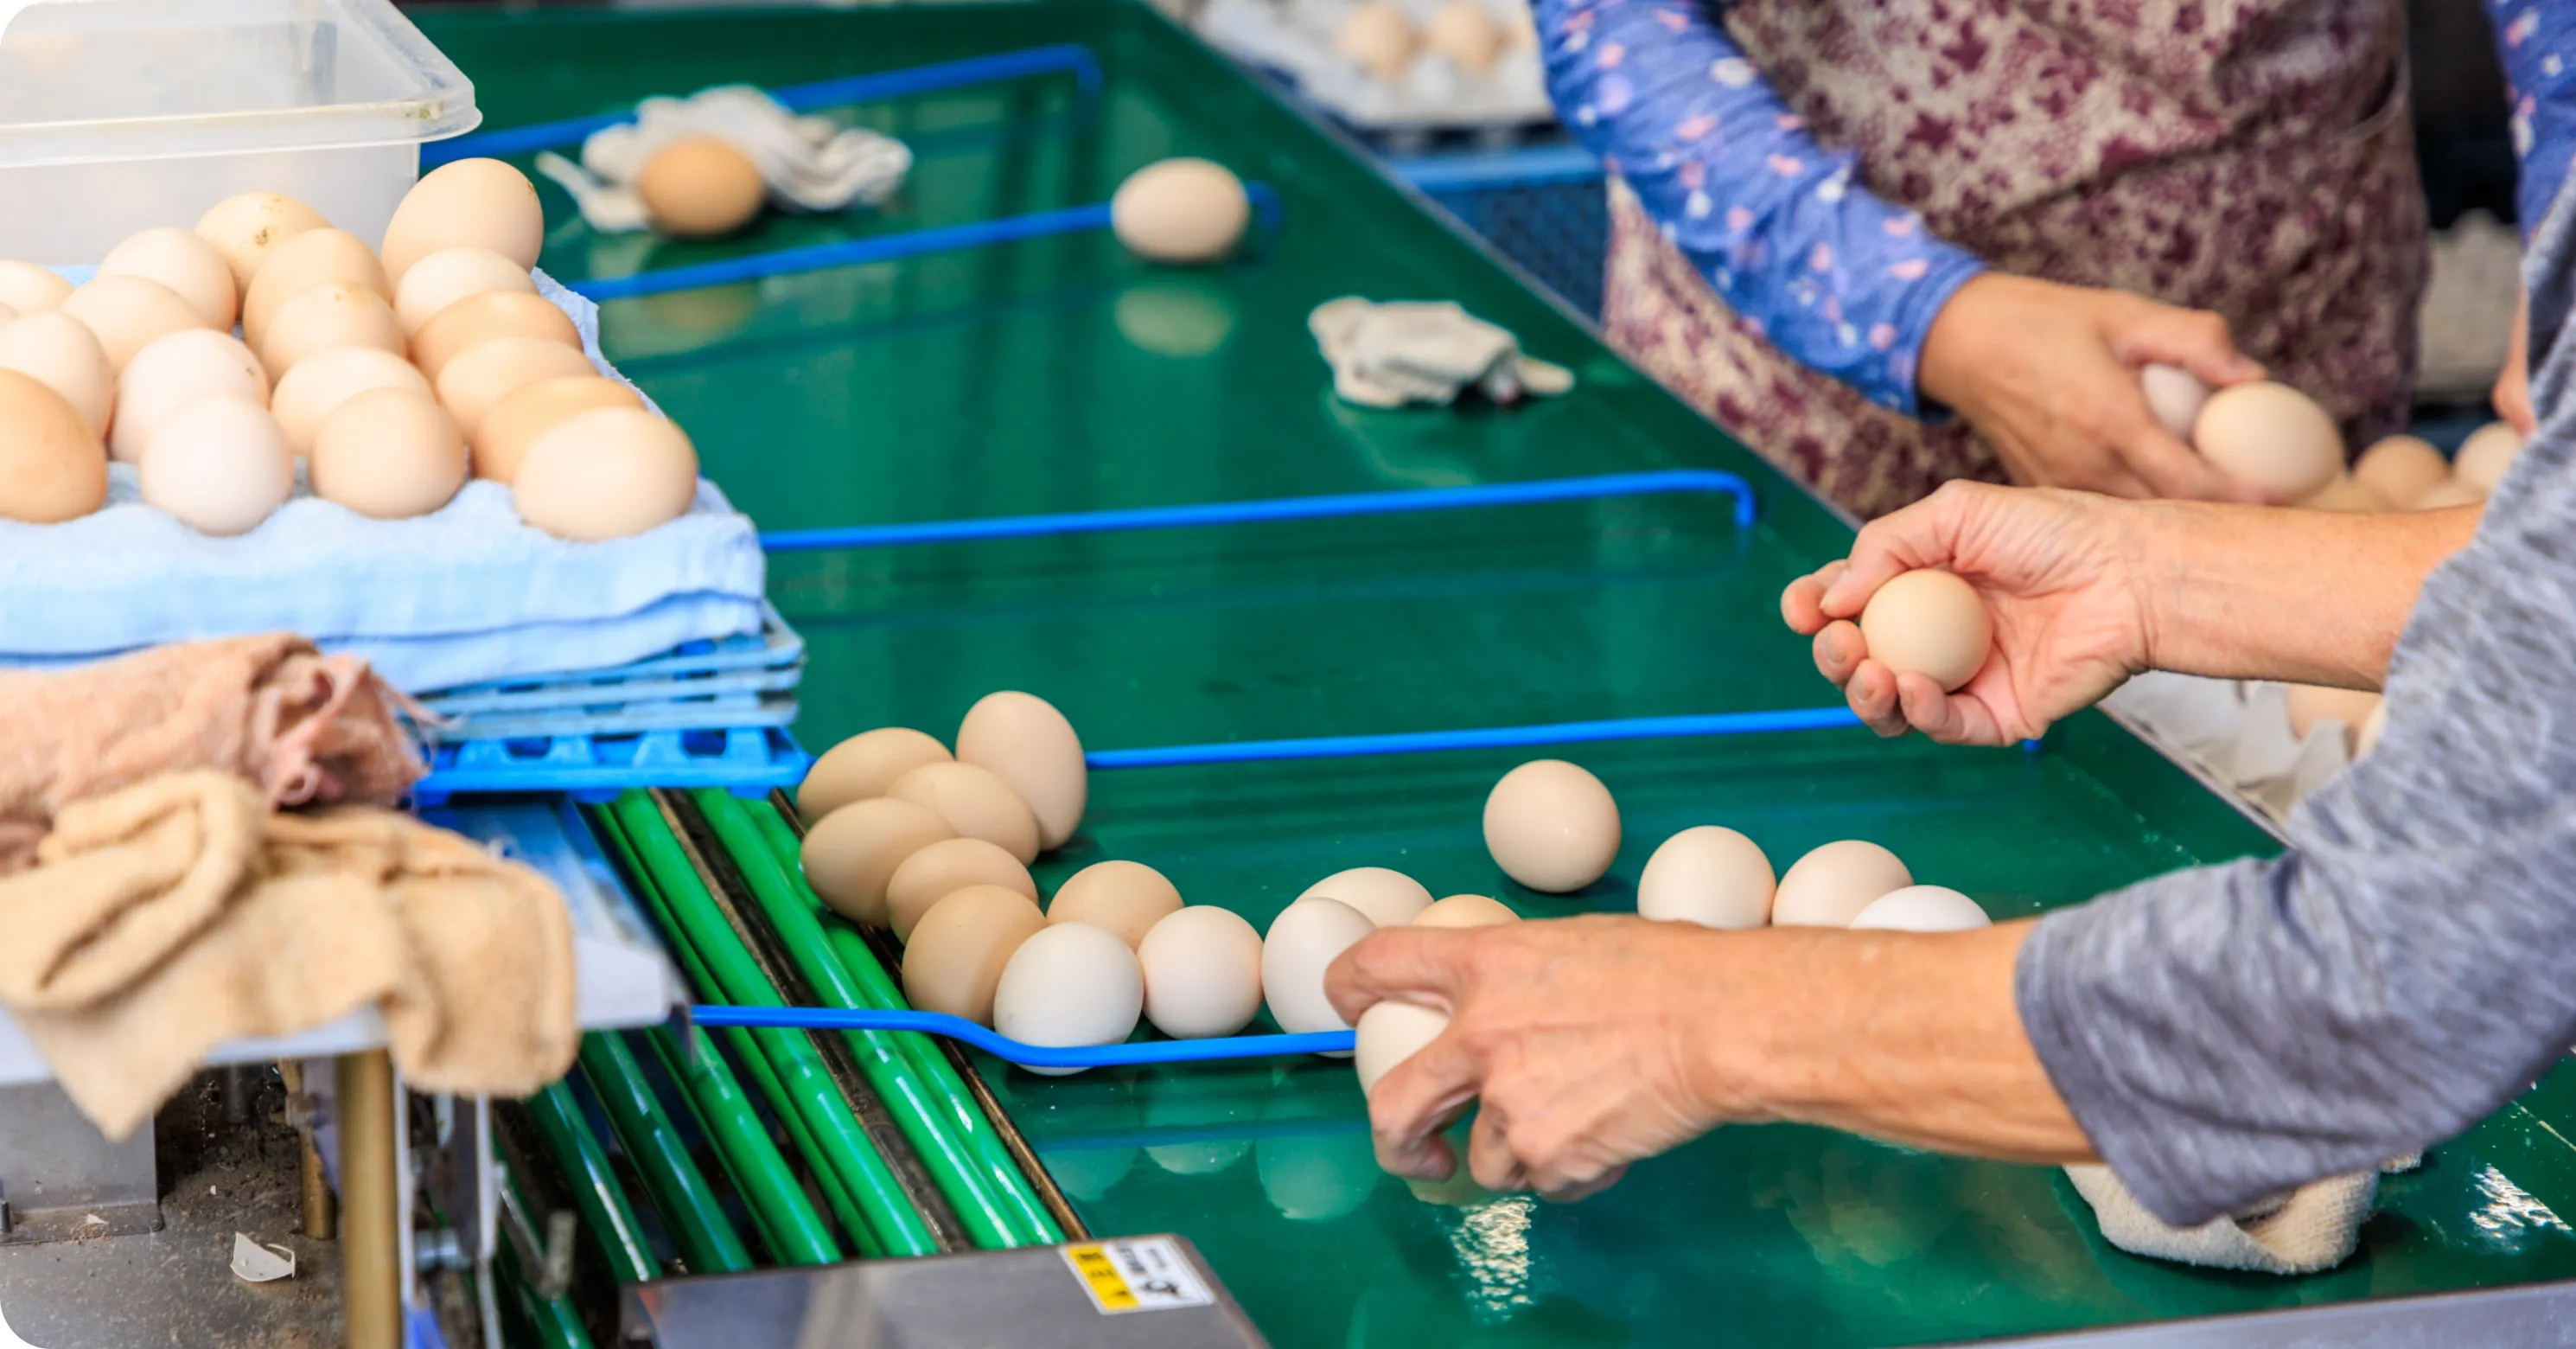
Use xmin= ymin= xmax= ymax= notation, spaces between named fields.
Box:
xmin=411 ymin=291 xmax=583 ymax=383
xmin=98 ymin=227 xmax=236 ymax=329
xmin=259 ymin=282 xmax=405 ymax=380
xmin=2298 ymin=475 xmax=2394 ymax=513
xmin=1110 ymin=160 xmax=1253 ymax=266
xmin=2283 ymin=683 xmax=2381 ymax=751
xmin=110 ymin=329 xmax=266 ymax=464
xmin=1355 ymin=1001 xmax=1450 ymax=1094
xmin=0 ymin=312 xmax=113 ymax=436
xmin=799 ymin=727 xmax=952 ymax=822
xmin=2413 ymin=477 xmax=2487 ymax=510
xmin=1482 ymin=758 xmax=1620 ymax=892
xmin=902 ymin=884 xmax=1047 ymax=1026
xmin=1637 ymin=826 xmax=1775 ymax=929
xmin=888 ymin=761 xmax=1043 ymax=865
xmin=1295 ymin=866 xmax=1433 ymax=927
xmin=0 ymin=369 xmax=105 ymax=523
xmin=379 ymin=158 xmax=545 ymax=285
xmin=241 ymin=230 xmax=390 ymax=351
xmin=393 ymin=247 xmax=536 ymax=336
xmin=2452 ymin=422 xmax=2522 ymax=493
xmin=1859 ymin=569 xmax=1991 ymax=692
xmin=1422 ymin=2 xmax=1504 ymax=72
xmin=472 ymin=376 xmax=647 ymax=485
xmin=1049 ymin=860 xmax=1183 ymax=949
xmin=1335 ymin=2 xmax=1417 ymax=78
xmin=269 ymin=347 xmax=432 ymax=459
xmin=993 ymin=923 xmax=1145 ymax=1076
xmin=2190 ymin=381 xmax=2343 ymax=500
xmin=2138 ymin=363 xmax=2209 ymax=440
xmin=2356 ymin=701 xmax=2388 ymax=758
xmin=0 ymin=261 xmax=73 ymax=315
xmin=309 ymin=388 xmax=466 ymax=520
xmin=194 ymin=191 xmax=328 ymax=291
xmin=1771 ymin=841 xmax=1912 ymax=927
xmin=1412 ymin=893 xmax=1519 ymax=928
xmin=1261 ymin=897 xmax=1375 ymax=1040
xmin=886 ymin=841 xmax=1037 ymax=943
xmin=637 ymin=137 xmax=768 ymax=240
xmin=137 ymin=396 xmax=291 ymax=536
xmin=2353 ymin=435 xmax=2451 ymax=506
xmin=61 ymin=275 xmax=211 ymax=373
xmin=1138 ymin=905 xmax=1265 ymax=1039
xmin=1848 ymin=885 xmax=1991 ymax=932
xmin=513 ymin=406 xmax=702 ymax=543
xmin=955 ymin=690 xmax=1088 ymax=851
xmin=436 ymin=336 xmax=596 ymax=437
xmin=800 ymin=797 xmax=956 ymax=928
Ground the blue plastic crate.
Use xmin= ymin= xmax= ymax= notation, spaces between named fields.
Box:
xmin=411 ymin=726 xmax=812 ymax=806
xmin=1393 ymin=144 xmax=1608 ymax=319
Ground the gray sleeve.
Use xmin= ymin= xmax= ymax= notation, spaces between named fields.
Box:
xmin=2014 ymin=179 xmax=2576 ymax=1229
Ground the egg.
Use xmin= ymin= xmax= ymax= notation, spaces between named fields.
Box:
xmin=875 ymin=762 xmax=1036 ymax=866
xmin=258 ymin=281 xmax=405 ymax=380
xmin=798 ymin=727 xmax=952 ymax=821
xmin=1048 ymin=860 xmax=1183 ymax=949
xmin=2298 ymin=475 xmax=2394 ymax=513
xmin=410 ymin=291 xmax=583 ymax=383
xmin=636 ymin=136 xmax=768 ymax=239
xmin=2283 ymin=683 xmax=2381 ymax=751
xmin=1334 ymin=3 xmax=1417 ymax=78
xmin=0 ymin=261 xmax=73 ymax=315
xmin=1482 ymin=759 xmax=1620 ymax=893
xmin=902 ymin=884 xmax=1048 ymax=1026
xmin=1422 ymin=2 xmax=1503 ymax=72
xmin=513 ymin=406 xmax=702 ymax=542
xmin=240 ymin=230 xmax=390 ymax=351
xmin=435 ymin=336 xmax=596 ymax=437
xmin=2413 ymin=477 xmax=2486 ymax=510
xmin=110 ymin=329 xmax=267 ymax=464
xmin=1110 ymin=160 xmax=1253 ymax=266
xmin=0 ymin=312 xmax=114 ymax=436
xmin=1296 ymin=866 xmax=1433 ymax=927
xmin=2353 ymin=435 xmax=2451 ymax=506
xmin=309 ymin=388 xmax=466 ymax=519
xmin=1859 ymin=569 xmax=1990 ymax=692
xmin=379 ymin=157 xmax=546 ymax=285
xmin=1355 ymin=1001 xmax=1451 ymax=1094
xmin=992 ymin=922 xmax=1145 ymax=1076
xmin=471 ymin=376 xmax=648 ymax=485
xmin=1412 ymin=893 xmax=1520 ymax=928
xmin=800 ymin=797 xmax=956 ymax=927
xmin=1771 ymin=841 xmax=1912 ymax=927
xmin=2137 ymin=363 xmax=2209 ymax=440
xmin=2190 ymin=381 xmax=2343 ymax=500
xmin=393 ymin=247 xmax=536 ymax=336
xmin=2452 ymin=422 xmax=2522 ymax=493
xmin=884 ymin=841 xmax=1037 ymax=942
xmin=2356 ymin=701 xmax=2388 ymax=758
xmin=1138 ymin=905 xmax=1265 ymax=1039
xmin=0 ymin=369 xmax=105 ymax=523
xmin=137 ymin=396 xmax=291 ymax=536
xmin=953 ymin=691 xmax=1088 ymax=851
xmin=1261 ymin=896 xmax=1375 ymax=1041
xmin=95 ymin=227 xmax=236 ymax=331
xmin=61 ymin=276 xmax=211 ymax=373
xmin=269 ymin=347 xmax=432 ymax=459
xmin=194 ymin=191 xmax=328 ymax=291
xmin=1848 ymin=885 xmax=1992 ymax=932
xmin=1636 ymin=826 xmax=1775 ymax=929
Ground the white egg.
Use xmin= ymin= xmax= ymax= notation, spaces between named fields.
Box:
xmin=111 ymin=329 xmax=267 ymax=464
xmin=1637 ymin=826 xmax=1775 ymax=929
xmin=1295 ymin=866 xmax=1433 ymax=927
xmin=992 ymin=922 xmax=1144 ymax=1077
xmin=1260 ymin=897 xmax=1375 ymax=1045
xmin=97 ymin=227 xmax=237 ymax=330
xmin=1771 ymin=841 xmax=1912 ymax=927
xmin=1482 ymin=759 xmax=1621 ymax=892
xmin=1138 ymin=905 xmax=1265 ymax=1039
xmin=1847 ymin=885 xmax=1992 ymax=932
xmin=1354 ymin=1001 xmax=1450 ymax=1094
xmin=137 ymin=396 xmax=292 ymax=536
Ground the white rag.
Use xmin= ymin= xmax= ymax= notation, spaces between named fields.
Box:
xmin=2065 ymin=1154 xmax=2422 ymax=1275
xmin=1310 ymin=297 xmax=1574 ymax=408
xmin=537 ymin=85 xmax=913 ymax=233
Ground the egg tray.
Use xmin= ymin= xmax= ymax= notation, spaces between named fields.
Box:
xmin=411 ymin=726 xmax=813 ymax=807
xmin=1195 ymin=0 xmax=1553 ymax=140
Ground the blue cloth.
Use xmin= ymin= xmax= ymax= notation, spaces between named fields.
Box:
xmin=2490 ymin=0 xmax=2576 ymax=239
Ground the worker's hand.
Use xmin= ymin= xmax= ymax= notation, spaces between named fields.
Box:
xmin=2496 ymin=289 xmax=2535 ymax=436
xmin=1325 ymin=917 xmax=1732 ymax=1201
xmin=1780 ymin=481 xmax=2155 ymax=745
xmin=1921 ymin=273 xmax=2273 ymax=502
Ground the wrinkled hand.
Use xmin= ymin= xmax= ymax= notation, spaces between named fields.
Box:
xmin=1781 ymin=482 xmax=2156 ymax=744
xmin=1922 ymin=273 xmax=2271 ymax=502
xmin=2497 ymin=290 xmax=2535 ymax=437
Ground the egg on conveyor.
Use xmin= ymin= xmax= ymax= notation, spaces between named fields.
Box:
xmin=2352 ymin=435 xmax=2450 ymax=507
xmin=1261 ymin=897 xmax=1374 ymax=1045
xmin=436 ymin=336 xmax=597 ymax=438
xmin=2413 ymin=478 xmax=2486 ymax=510
xmin=1636 ymin=825 xmax=1775 ymax=929
xmin=471 ymin=376 xmax=648 ymax=486
xmin=137 ymin=396 xmax=292 ymax=536
xmin=800 ymin=797 xmax=957 ymax=927
xmin=992 ymin=922 xmax=1145 ymax=1076
xmin=1110 ymin=160 xmax=1252 ymax=266
xmin=411 ymin=291 xmax=583 ymax=383
xmin=902 ymin=884 xmax=1049 ymax=1026
xmin=1138 ymin=905 xmax=1266 ymax=1039
xmin=61 ymin=276 xmax=211 ymax=373
xmin=379 ymin=157 xmax=546 ymax=285
xmin=394 ymin=247 xmax=536 ymax=336
xmin=97 ymin=227 xmax=237 ymax=329
xmin=1355 ymin=1001 xmax=1451 ymax=1094
xmin=259 ymin=281 xmax=405 ymax=380
xmin=0 ymin=312 xmax=114 ymax=437
xmin=240 ymin=229 xmax=391 ymax=351
xmin=2452 ymin=422 xmax=2522 ymax=494
xmin=1422 ymin=2 xmax=1504 ymax=73
xmin=637 ymin=136 xmax=769 ymax=240
xmin=270 ymin=347 xmax=432 ymax=460
xmin=110 ymin=329 xmax=267 ymax=464
xmin=1296 ymin=866 xmax=1433 ymax=927
xmin=194 ymin=191 xmax=328 ymax=292
xmin=1334 ymin=2 xmax=1417 ymax=79
xmin=1412 ymin=893 xmax=1519 ymax=928
xmin=954 ymin=690 xmax=1088 ymax=852
xmin=1847 ymin=885 xmax=1991 ymax=933
xmin=0 ymin=260 xmax=73 ymax=315
xmin=2137 ymin=363 xmax=2209 ymax=441
xmin=2190 ymin=381 xmax=2342 ymax=501
xmin=1770 ymin=840 xmax=1912 ymax=927
xmin=309 ymin=388 xmax=467 ymax=520
xmin=0 ymin=369 xmax=105 ymax=524
xmin=885 ymin=839 xmax=1037 ymax=942
xmin=1482 ymin=758 xmax=1620 ymax=893
xmin=1859 ymin=569 xmax=1992 ymax=693
xmin=887 ymin=761 xmax=1043 ymax=866
xmin=1047 ymin=860 xmax=1183 ymax=949
xmin=799 ymin=726 xmax=953 ymax=822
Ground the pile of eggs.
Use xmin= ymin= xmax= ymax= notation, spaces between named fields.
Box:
xmin=0 ymin=158 xmax=700 ymax=542
xmin=1332 ymin=0 xmax=1533 ymax=80
xmin=2142 ymin=363 xmax=2516 ymax=512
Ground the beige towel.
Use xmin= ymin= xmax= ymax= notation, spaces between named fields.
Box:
xmin=2066 ymin=1154 xmax=2423 ymax=1275
xmin=0 ymin=772 xmax=577 ymax=1137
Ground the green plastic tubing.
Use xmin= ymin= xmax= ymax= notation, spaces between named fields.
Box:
xmin=690 ymin=789 xmax=1052 ymax=1249
xmin=641 ymin=1024 xmax=842 ymax=1266
xmin=609 ymin=791 xmax=940 ymax=1258
xmin=497 ymin=1170 xmax=597 ymax=1349
xmin=744 ymin=800 xmax=1066 ymax=1244
xmin=522 ymin=1080 xmax=658 ymax=1286
xmin=577 ymin=1035 xmax=755 ymax=1275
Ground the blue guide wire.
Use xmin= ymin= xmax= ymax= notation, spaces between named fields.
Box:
xmin=690 ymin=1004 xmax=1356 ymax=1066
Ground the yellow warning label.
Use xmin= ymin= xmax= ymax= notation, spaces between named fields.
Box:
xmin=1062 ymin=1237 xmax=1215 ymax=1314
xmin=1065 ymin=1244 xmax=1140 ymax=1312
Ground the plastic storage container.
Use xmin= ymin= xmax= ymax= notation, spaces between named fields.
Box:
xmin=0 ymin=0 xmax=478 ymax=263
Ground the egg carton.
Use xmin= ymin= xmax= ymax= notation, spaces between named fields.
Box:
xmin=411 ymin=725 xmax=811 ymax=807
xmin=2101 ymin=673 xmax=2362 ymax=824
xmin=1196 ymin=0 xmax=1552 ymax=141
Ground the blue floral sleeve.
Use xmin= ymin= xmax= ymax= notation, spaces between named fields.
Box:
xmin=2491 ymin=0 xmax=2576 ymax=237
xmin=1538 ymin=0 xmax=1984 ymax=416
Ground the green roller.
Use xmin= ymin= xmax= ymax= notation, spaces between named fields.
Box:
xmin=642 ymin=1024 xmax=842 ymax=1266
xmin=496 ymin=1169 xmax=597 ymax=1349
xmin=521 ymin=1081 xmax=657 ymax=1286
xmin=577 ymin=1034 xmax=754 ymax=1275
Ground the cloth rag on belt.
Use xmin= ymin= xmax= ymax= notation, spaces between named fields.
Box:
xmin=1310 ymin=297 xmax=1575 ymax=408
xmin=537 ymin=84 xmax=912 ymax=233
xmin=2065 ymin=1154 xmax=2422 ymax=1275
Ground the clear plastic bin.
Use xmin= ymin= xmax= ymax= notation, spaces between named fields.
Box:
xmin=0 ymin=0 xmax=479 ymax=264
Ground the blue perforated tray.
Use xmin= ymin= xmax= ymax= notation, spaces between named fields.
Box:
xmin=411 ymin=726 xmax=812 ymax=806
